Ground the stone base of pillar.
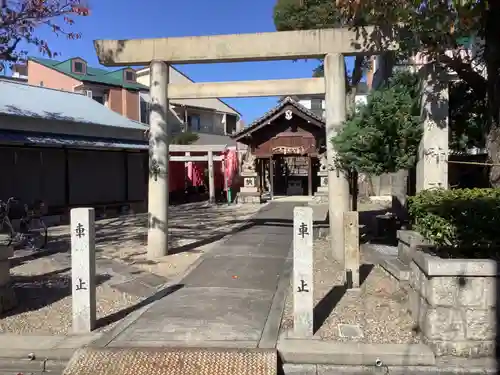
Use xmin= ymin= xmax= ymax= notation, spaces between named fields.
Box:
xmin=236 ymin=191 xmax=262 ymax=204
xmin=313 ymin=192 xmax=328 ymax=204
xmin=0 ymin=246 xmax=16 ymax=313
xmin=238 ymin=171 xmax=261 ymax=203
xmin=313 ymin=173 xmax=329 ymax=203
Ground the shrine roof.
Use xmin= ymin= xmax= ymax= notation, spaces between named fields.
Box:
xmin=230 ymin=96 xmax=325 ymax=142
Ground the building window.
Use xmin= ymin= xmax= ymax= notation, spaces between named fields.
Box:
xmin=140 ymin=96 xmax=150 ymax=125
xmin=93 ymin=95 xmax=104 ymax=104
xmin=187 ymin=114 xmax=201 ymax=132
xmin=73 ymin=61 xmax=85 ymax=73
xmin=225 ymin=114 xmax=237 ymax=135
xmin=125 ymin=70 xmax=135 ymax=81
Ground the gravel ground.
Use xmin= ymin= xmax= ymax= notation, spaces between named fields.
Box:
xmin=280 ymin=236 xmax=419 ymax=343
xmin=48 ymin=202 xmax=261 ymax=279
xmin=0 ymin=257 xmax=142 ymax=334
xmin=0 ymin=202 xmax=262 ymax=334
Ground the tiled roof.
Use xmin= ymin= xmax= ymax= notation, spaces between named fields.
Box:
xmin=0 ymin=80 xmax=148 ymax=131
xmin=231 ymin=96 xmax=324 ymax=139
xmin=30 ymin=57 xmax=148 ymax=90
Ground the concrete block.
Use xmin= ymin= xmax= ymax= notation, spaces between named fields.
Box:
xmin=407 ymin=249 xmax=498 ymax=357
xmin=397 ymin=230 xmax=429 ymax=265
xmin=278 ymin=339 xmax=435 ymax=366
xmin=380 ymin=258 xmax=410 ymax=282
xmin=282 ymin=363 xmax=317 ymax=375
xmin=465 ymin=309 xmax=495 ymax=340
xmin=412 ymin=250 xmax=497 ymax=277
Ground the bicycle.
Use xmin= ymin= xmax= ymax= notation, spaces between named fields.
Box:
xmin=0 ymin=197 xmax=48 ymax=251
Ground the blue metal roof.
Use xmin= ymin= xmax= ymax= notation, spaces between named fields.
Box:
xmin=0 ymin=130 xmax=148 ymax=150
xmin=0 ymin=80 xmax=148 ymax=131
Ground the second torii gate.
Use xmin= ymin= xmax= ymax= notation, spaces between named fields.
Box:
xmin=93 ymin=27 xmax=397 ymax=270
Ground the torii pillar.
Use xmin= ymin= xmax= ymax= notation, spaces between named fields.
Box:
xmin=324 ymin=53 xmax=350 ymax=271
xmin=147 ymin=61 xmax=169 ymax=259
xmin=93 ymin=26 xmax=397 ymax=263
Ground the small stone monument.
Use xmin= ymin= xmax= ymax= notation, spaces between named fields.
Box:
xmin=314 ymin=152 xmax=328 ymax=203
xmin=292 ymin=206 xmax=314 ymax=338
xmin=238 ymin=152 xmax=260 ymax=203
xmin=70 ymin=207 xmax=96 ymax=333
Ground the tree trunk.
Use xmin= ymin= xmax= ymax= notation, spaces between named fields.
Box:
xmin=485 ymin=2 xmax=500 ymax=187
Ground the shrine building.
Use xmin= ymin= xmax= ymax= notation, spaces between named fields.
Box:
xmin=231 ymin=96 xmax=328 ymax=203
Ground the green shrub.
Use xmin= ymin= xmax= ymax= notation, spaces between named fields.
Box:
xmin=408 ymin=188 xmax=500 ymax=251
xmin=171 ymin=132 xmax=199 ymax=145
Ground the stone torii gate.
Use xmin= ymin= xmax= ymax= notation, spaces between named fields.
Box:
xmin=94 ymin=27 xmax=397 ymax=267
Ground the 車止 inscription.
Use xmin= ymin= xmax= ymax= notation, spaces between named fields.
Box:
xmin=75 ymin=223 xmax=85 ymax=238
xmin=75 ymin=278 xmax=87 ymax=291
xmin=297 ymin=279 xmax=309 ymax=293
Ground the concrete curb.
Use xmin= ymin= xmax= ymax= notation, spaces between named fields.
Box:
xmin=258 ymin=246 xmax=292 ymax=349
xmin=0 ymin=333 xmax=102 ymax=360
xmin=284 ymin=363 xmax=497 ymax=375
xmin=278 ymin=339 xmax=436 ymax=366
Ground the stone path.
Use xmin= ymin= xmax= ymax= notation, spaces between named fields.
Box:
xmin=97 ymin=201 xmax=299 ymax=349
xmin=2 ymin=202 xmax=261 ymax=334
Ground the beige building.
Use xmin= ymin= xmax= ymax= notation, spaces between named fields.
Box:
xmin=11 ymin=58 xmax=243 ymax=140
xmin=136 ymin=66 xmax=242 ymax=136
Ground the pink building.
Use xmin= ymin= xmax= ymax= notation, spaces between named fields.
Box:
xmin=14 ymin=57 xmax=147 ymax=122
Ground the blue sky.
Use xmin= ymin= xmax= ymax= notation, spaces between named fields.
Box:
xmin=23 ymin=0 xmax=355 ymax=123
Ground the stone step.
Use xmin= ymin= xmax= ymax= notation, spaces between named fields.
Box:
xmin=380 ymin=257 xmax=410 ymax=281
xmin=63 ymin=347 xmax=277 ymax=375
xmin=0 ymin=358 xmax=67 ymax=375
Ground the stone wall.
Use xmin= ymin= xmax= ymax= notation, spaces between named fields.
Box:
xmin=408 ymin=249 xmax=495 ymax=357
xmin=397 ymin=230 xmax=431 ymax=265
xmin=0 ymin=245 xmax=16 ymax=313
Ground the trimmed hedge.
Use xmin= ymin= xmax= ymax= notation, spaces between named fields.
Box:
xmin=408 ymin=188 xmax=500 ymax=255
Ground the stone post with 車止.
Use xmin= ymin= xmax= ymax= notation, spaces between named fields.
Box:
xmin=344 ymin=211 xmax=360 ymax=289
xmin=70 ymin=207 xmax=96 ymax=334
xmin=292 ymin=206 xmax=314 ymax=338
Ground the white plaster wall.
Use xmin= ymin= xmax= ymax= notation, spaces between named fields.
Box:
xmin=298 ymin=96 xmax=367 ymax=117
xmin=299 ymin=99 xmax=312 ymax=109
